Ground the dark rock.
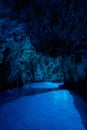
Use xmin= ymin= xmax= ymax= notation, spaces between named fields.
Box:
xmin=0 ymin=0 xmax=87 ymax=93
xmin=61 ymin=53 xmax=87 ymax=92
xmin=0 ymin=17 xmax=63 ymax=90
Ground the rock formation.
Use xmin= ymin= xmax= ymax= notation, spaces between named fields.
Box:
xmin=61 ymin=53 xmax=87 ymax=91
xmin=0 ymin=18 xmax=63 ymax=90
xmin=0 ymin=0 xmax=87 ymax=92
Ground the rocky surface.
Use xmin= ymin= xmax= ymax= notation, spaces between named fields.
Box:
xmin=61 ymin=53 xmax=87 ymax=91
xmin=0 ymin=0 xmax=87 ymax=92
xmin=0 ymin=18 xmax=63 ymax=90
xmin=1 ymin=0 xmax=86 ymax=55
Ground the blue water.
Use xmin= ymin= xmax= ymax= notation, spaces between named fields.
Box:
xmin=0 ymin=82 xmax=86 ymax=130
xmin=29 ymin=82 xmax=63 ymax=88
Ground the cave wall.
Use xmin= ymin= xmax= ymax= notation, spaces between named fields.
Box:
xmin=0 ymin=18 xmax=63 ymax=90
xmin=1 ymin=0 xmax=87 ymax=55
xmin=61 ymin=53 xmax=87 ymax=91
xmin=0 ymin=0 xmax=87 ymax=91
xmin=0 ymin=38 xmax=63 ymax=90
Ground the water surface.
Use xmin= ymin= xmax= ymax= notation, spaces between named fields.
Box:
xmin=0 ymin=82 xmax=86 ymax=130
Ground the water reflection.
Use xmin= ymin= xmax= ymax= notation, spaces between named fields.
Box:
xmin=0 ymin=82 xmax=86 ymax=130
xmin=0 ymin=89 xmax=85 ymax=130
xmin=53 ymin=90 xmax=73 ymax=103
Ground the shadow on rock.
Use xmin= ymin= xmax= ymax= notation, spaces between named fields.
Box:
xmin=70 ymin=91 xmax=87 ymax=130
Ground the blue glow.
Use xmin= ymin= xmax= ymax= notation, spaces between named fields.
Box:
xmin=0 ymin=83 xmax=85 ymax=130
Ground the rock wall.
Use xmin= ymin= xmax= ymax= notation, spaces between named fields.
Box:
xmin=0 ymin=18 xmax=63 ymax=90
xmin=0 ymin=0 xmax=87 ymax=92
xmin=61 ymin=53 xmax=87 ymax=91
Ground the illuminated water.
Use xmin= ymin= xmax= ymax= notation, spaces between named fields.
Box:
xmin=0 ymin=82 xmax=86 ymax=130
